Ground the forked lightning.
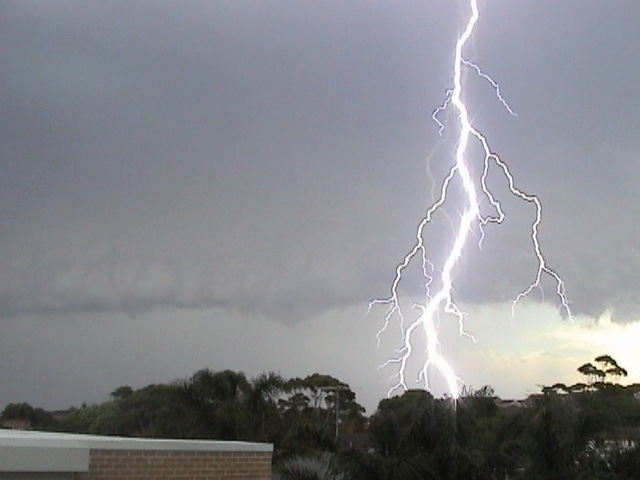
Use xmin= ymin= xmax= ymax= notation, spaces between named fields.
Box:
xmin=371 ymin=0 xmax=571 ymax=399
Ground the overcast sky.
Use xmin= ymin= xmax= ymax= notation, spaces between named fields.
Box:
xmin=1 ymin=0 xmax=640 ymax=414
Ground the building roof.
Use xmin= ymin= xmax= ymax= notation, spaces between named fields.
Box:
xmin=0 ymin=429 xmax=272 ymax=473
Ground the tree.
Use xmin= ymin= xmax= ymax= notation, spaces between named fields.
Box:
xmin=274 ymin=453 xmax=348 ymax=480
xmin=1 ymin=402 xmax=57 ymax=430
xmin=595 ymin=354 xmax=628 ymax=383
xmin=578 ymin=355 xmax=628 ymax=389
xmin=273 ymin=373 xmax=366 ymax=461
xmin=247 ymin=372 xmax=285 ymax=441
xmin=110 ymin=385 xmax=134 ymax=400
xmin=335 ymin=448 xmax=439 ymax=480
xmin=578 ymin=362 xmax=605 ymax=386
xmin=56 ymin=384 xmax=195 ymax=437
xmin=367 ymin=390 xmax=461 ymax=479
xmin=605 ymin=444 xmax=640 ymax=479
xmin=523 ymin=392 xmax=586 ymax=480
xmin=173 ymin=369 xmax=251 ymax=440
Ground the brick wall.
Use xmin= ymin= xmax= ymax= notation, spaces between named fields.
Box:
xmin=75 ymin=449 xmax=272 ymax=480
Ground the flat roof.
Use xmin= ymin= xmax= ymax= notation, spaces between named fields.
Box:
xmin=0 ymin=429 xmax=272 ymax=452
xmin=0 ymin=429 xmax=273 ymax=473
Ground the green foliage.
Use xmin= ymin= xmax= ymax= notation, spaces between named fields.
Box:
xmin=274 ymin=453 xmax=347 ymax=480
xmin=56 ymin=384 xmax=196 ymax=437
xmin=577 ymin=355 xmax=629 ymax=389
xmin=5 ymin=368 xmax=366 ymax=459
xmin=173 ymin=369 xmax=252 ymax=440
xmin=0 ymin=402 xmax=57 ymax=430
xmin=110 ymin=385 xmax=133 ymax=400
xmin=523 ymin=393 xmax=586 ymax=480
xmin=365 ymin=387 xmax=527 ymax=480
xmin=3 ymin=357 xmax=640 ymax=480
xmin=280 ymin=421 xmax=336 ymax=456
xmin=335 ymin=448 xmax=439 ymax=480
xmin=272 ymin=373 xmax=366 ymax=462
xmin=605 ymin=445 xmax=640 ymax=479
xmin=370 ymin=389 xmax=438 ymax=456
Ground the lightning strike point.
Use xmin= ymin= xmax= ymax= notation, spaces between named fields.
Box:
xmin=372 ymin=0 xmax=571 ymax=399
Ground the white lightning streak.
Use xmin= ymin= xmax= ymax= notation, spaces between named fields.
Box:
xmin=371 ymin=0 xmax=571 ymax=399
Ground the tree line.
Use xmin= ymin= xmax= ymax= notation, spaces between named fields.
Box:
xmin=2 ymin=356 xmax=640 ymax=479
xmin=1 ymin=370 xmax=365 ymax=456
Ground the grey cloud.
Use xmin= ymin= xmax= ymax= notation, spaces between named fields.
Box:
xmin=3 ymin=0 xmax=640 ymax=415
xmin=1 ymin=0 xmax=640 ymax=326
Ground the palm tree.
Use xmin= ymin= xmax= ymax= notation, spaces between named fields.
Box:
xmin=273 ymin=453 xmax=348 ymax=480
xmin=247 ymin=371 xmax=285 ymax=440
xmin=173 ymin=369 xmax=251 ymax=440
xmin=523 ymin=392 xmax=587 ymax=480
xmin=335 ymin=448 xmax=440 ymax=480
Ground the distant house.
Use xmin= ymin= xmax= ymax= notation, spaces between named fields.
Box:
xmin=1 ymin=417 xmax=31 ymax=430
xmin=0 ymin=429 xmax=273 ymax=480
xmin=594 ymin=426 xmax=640 ymax=453
xmin=495 ymin=397 xmax=534 ymax=413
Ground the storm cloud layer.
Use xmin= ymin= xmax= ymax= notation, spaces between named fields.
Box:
xmin=3 ymin=1 xmax=639 ymax=324
xmin=1 ymin=1 xmax=640 ymax=409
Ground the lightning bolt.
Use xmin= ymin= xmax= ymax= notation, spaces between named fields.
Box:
xmin=370 ymin=0 xmax=571 ymax=399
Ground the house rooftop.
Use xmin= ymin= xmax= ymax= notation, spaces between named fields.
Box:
xmin=0 ymin=428 xmax=272 ymax=452
xmin=0 ymin=429 xmax=272 ymax=473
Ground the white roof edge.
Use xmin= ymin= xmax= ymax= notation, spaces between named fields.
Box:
xmin=0 ymin=429 xmax=273 ymax=453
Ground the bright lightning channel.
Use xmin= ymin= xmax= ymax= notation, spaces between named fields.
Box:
xmin=370 ymin=0 xmax=571 ymax=399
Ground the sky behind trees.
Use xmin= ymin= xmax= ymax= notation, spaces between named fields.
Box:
xmin=1 ymin=0 xmax=640 ymax=412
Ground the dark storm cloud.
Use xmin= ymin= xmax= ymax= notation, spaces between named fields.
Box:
xmin=0 ymin=1 xmax=454 ymax=321
xmin=1 ymin=0 xmax=639 ymax=324
xmin=484 ymin=0 xmax=640 ymax=320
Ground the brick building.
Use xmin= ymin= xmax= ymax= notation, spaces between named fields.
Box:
xmin=0 ymin=429 xmax=272 ymax=479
